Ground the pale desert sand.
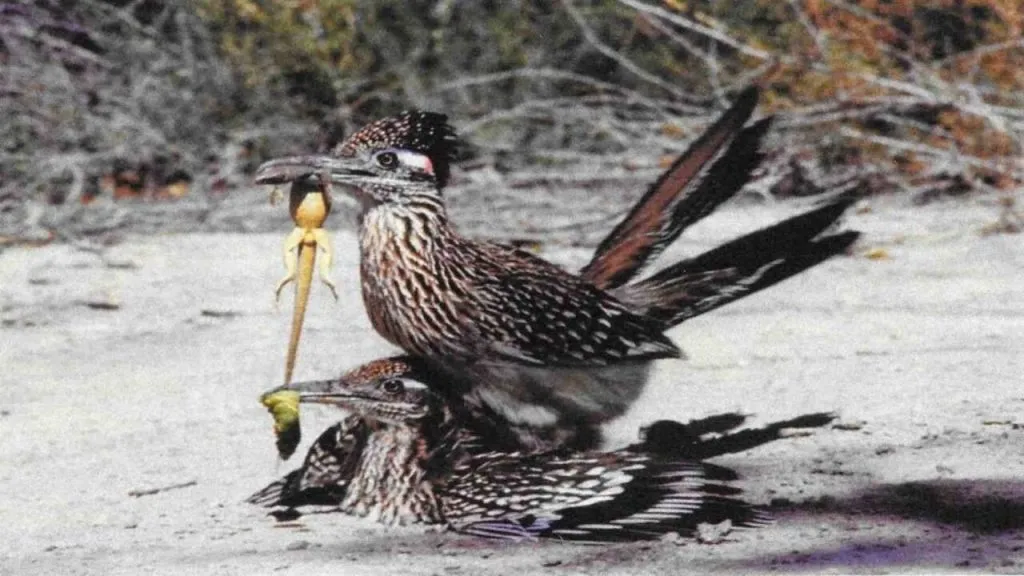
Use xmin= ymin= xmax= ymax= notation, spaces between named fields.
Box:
xmin=1 ymin=196 xmax=1022 ymax=575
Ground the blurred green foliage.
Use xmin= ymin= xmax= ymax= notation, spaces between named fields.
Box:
xmin=194 ymin=1 xmax=716 ymax=121
xmin=1 ymin=0 xmax=1020 ymax=236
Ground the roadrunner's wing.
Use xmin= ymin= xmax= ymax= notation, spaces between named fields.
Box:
xmin=461 ymin=246 xmax=681 ymax=367
xmin=447 ymin=451 xmax=769 ymax=543
xmin=247 ymin=416 xmax=368 ymax=510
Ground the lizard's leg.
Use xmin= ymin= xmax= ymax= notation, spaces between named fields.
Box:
xmin=275 ymin=227 xmax=305 ymax=301
xmin=311 ymin=228 xmax=338 ymax=300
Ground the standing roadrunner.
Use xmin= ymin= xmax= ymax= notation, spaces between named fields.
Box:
xmin=255 ymin=86 xmax=859 ymax=450
xmin=249 ymin=358 xmax=770 ymax=543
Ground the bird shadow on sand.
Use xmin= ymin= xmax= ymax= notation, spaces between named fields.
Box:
xmin=776 ymin=478 xmax=1024 ymax=534
xmin=631 ymin=410 xmax=837 ymax=459
xmin=722 ymin=478 xmax=1024 ymax=571
xmin=662 ymin=412 xmax=1024 ymax=537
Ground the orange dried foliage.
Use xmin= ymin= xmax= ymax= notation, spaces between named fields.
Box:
xmin=775 ymin=0 xmax=1023 ymax=190
xmin=159 ymin=181 xmax=191 ymax=199
xmin=938 ymin=110 xmax=1016 ymax=159
xmin=894 ymin=153 xmax=927 ymax=177
xmin=91 ymin=170 xmax=192 ymax=203
xmin=986 ymin=0 xmax=1023 ymax=36
xmin=110 ymin=171 xmax=143 ymax=200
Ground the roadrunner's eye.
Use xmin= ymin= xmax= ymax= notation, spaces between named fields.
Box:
xmin=381 ymin=378 xmax=404 ymax=394
xmin=375 ymin=151 xmax=399 ymax=169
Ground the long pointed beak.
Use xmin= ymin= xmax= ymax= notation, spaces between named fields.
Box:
xmin=262 ymin=379 xmax=356 ymax=405
xmin=254 ymin=155 xmax=373 ymax=186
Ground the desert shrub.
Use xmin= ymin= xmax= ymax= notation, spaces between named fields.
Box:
xmin=0 ymin=0 xmax=311 ymax=240
xmin=2 ymin=0 xmax=1022 ymax=243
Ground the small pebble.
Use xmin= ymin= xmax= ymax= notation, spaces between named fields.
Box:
xmin=200 ymin=309 xmax=241 ymax=318
xmin=660 ymin=531 xmax=685 ymax=545
xmin=80 ymin=299 xmax=120 ymax=311
xmin=104 ymin=259 xmax=138 ymax=270
xmin=697 ymin=520 xmax=732 ymax=544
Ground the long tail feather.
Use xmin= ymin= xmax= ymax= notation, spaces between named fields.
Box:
xmin=619 ymin=197 xmax=860 ymax=328
xmin=582 ymin=86 xmax=766 ymax=290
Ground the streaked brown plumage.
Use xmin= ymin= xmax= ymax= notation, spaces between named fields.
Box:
xmin=255 ymin=86 xmax=859 ymax=450
xmin=249 ymin=358 xmax=770 ymax=543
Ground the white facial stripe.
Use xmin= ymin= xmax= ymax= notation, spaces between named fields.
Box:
xmin=396 ymin=150 xmax=434 ymax=174
xmin=398 ymin=377 xmax=428 ymax=391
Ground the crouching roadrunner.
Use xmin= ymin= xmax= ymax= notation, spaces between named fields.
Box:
xmin=248 ymin=357 xmax=770 ymax=543
xmin=255 ymin=86 xmax=860 ymax=451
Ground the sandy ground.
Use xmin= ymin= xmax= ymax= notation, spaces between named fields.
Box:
xmin=1 ymin=196 xmax=1022 ymax=575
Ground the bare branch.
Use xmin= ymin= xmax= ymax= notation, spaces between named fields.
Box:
xmin=616 ymin=0 xmax=773 ymax=61
xmin=840 ymin=126 xmax=1024 ymax=179
xmin=560 ymin=0 xmax=703 ymax=103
